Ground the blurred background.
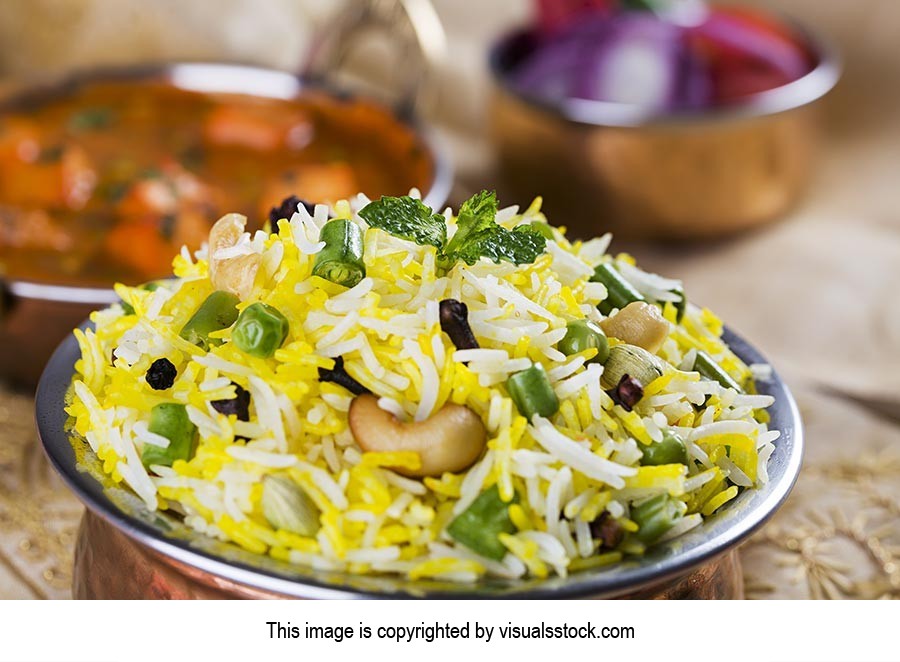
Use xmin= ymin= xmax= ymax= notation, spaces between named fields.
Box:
xmin=0 ymin=0 xmax=897 ymax=599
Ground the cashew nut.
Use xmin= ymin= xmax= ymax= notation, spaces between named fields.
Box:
xmin=208 ymin=213 xmax=261 ymax=301
xmin=348 ymin=394 xmax=487 ymax=478
xmin=600 ymin=301 xmax=670 ymax=353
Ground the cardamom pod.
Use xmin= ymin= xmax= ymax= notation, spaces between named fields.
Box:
xmin=600 ymin=344 xmax=666 ymax=390
xmin=261 ymin=475 xmax=320 ymax=536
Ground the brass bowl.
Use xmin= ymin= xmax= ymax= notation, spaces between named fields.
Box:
xmin=37 ymin=324 xmax=802 ymax=599
xmin=71 ymin=510 xmax=744 ymax=599
xmin=488 ymin=20 xmax=840 ymax=240
xmin=0 ymin=63 xmax=451 ymax=388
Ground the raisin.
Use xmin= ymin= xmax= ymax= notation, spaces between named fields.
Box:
xmin=145 ymin=358 xmax=177 ymax=390
xmin=269 ymin=195 xmax=314 ymax=224
xmin=211 ymin=383 xmax=251 ymax=422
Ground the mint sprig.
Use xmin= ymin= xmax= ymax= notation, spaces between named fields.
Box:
xmin=357 ymin=195 xmax=446 ymax=250
xmin=358 ymin=191 xmax=546 ymax=270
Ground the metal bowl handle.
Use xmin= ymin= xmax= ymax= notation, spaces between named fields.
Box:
xmin=303 ymin=0 xmax=447 ymax=119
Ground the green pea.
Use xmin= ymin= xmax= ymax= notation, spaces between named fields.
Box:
xmin=180 ymin=291 xmax=240 ymax=351
xmin=640 ymin=431 xmax=687 ymax=466
xmin=232 ymin=302 xmax=289 ymax=358
xmin=506 ymin=363 xmax=559 ymax=420
xmin=631 ymin=494 xmax=683 ymax=545
xmin=558 ymin=319 xmax=609 ymax=364
xmin=141 ymin=403 xmax=197 ymax=468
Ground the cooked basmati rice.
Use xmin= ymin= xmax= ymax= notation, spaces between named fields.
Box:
xmin=66 ymin=193 xmax=777 ymax=583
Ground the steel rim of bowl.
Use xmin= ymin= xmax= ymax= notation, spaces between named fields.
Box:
xmin=1 ymin=62 xmax=453 ymax=307
xmin=36 ymin=324 xmax=803 ymax=599
xmin=488 ymin=17 xmax=842 ymax=128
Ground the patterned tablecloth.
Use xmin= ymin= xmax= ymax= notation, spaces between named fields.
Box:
xmin=0 ymin=0 xmax=898 ymax=599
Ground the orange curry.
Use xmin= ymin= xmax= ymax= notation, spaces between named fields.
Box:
xmin=0 ymin=80 xmax=433 ymax=286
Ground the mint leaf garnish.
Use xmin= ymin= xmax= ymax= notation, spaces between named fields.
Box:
xmin=450 ymin=223 xmax=547 ymax=266
xmin=357 ymin=191 xmax=546 ymax=270
xmin=443 ymin=190 xmax=545 ymax=266
xmin=358 ymin=195 xmax=446 ymax=250
xmin=443 ymin=190 xmax=499 ymax=259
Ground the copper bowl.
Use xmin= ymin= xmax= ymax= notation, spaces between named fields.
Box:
xmin=0 ymin=63 xmax=452 ymax=387
xmin=36 ymin=324 xmax=803 ymax=599
xmin=488 ymin=18 xmax=840 ymax=241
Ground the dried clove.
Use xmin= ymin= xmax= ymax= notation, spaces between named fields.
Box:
xmin=439 ymin=299 xmax=479 ymax=351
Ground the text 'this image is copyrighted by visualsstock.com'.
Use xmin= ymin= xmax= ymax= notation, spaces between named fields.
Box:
xmin=266 ymin=619 xmax=636 ymax=643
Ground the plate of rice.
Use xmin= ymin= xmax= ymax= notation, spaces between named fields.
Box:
xmin=36 ymin=190 xmax=802 ymax=598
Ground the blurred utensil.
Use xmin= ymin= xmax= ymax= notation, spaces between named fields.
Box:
xmin=488 ymin=12 xmax=840 ymax=240
xmin=305 ymin=0 xmax=447 ymax=118
xmin=0 ymin=0 xmax=452 ymax=388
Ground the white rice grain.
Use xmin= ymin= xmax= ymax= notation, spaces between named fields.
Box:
xmin=199 ymin=376 xmax=232 ymax=392
xmin=403 ymin=339 xmax=439 ymax=421
xmin=689 ymin=420 xmax=757 ymax=441
xmin=316 ymin=312 xmax=360 ymax=349
xmin=531 ymin=417 xmax=637 ymax=488
xmin=132 ymin=420 xmax=170 ymax=448
xmin=658 ymin=513 xmax=703 ymax=542
xmin=226 ymin=446 xmax=297 ymax=468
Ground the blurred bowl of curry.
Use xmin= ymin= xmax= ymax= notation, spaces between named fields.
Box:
xmin=488 ymin=6 xmax=840 ymax=241
xmin=0 ymin=63 xmax=451 ymax=386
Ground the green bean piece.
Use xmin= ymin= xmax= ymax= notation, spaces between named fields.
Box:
xmin=591 ymin=263 xmax=645 ymax=315
xmin=640 ymin=431 xmax=688 ymax=466
xmin=141 ymin=403 xmax=197 ymax=468
xmin=631 ymin=494 xmax=682 ymax=544
xmin=506 ymin=363 xmax=560 ymax=420
xmin=179 ymin=291 xmax=240 ymax=351
xmin=447 ymin=485 xmax=518 ymax=561
xmin=694 ymin=350 xmax=743 ymax=393
xmin=669 ymin=285 xmax=686 ymax=323
xmin=312 ymin=219 xmax=366 ymax=288
xmin=232 ymin=302 xmax=289 ymax=358
xmin=558 ymin=319 xmax=610 ymax=364
xmin=529 ymin=221 xmax=555 ymax=240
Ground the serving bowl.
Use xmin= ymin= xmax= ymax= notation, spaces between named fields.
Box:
xmin=0 ymin=62 xmax=452 ymax=387
xmin=36 ymin=323 xmax=802 ymax=599
xmin=488 ymin=17 xmax=840 ymax=241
